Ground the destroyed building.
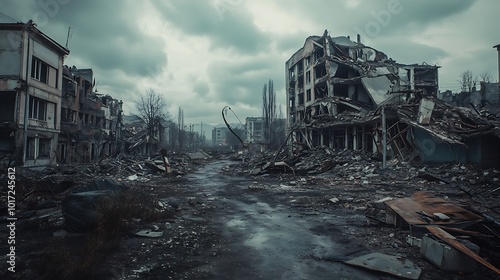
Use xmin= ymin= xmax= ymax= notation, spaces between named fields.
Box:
xmin=286 ymin=30 xmax=500 ymax=168
xmin=58 ymin=66 xmax=123 ymax=163
xmin=122 ymin=114 xmax=168 ymax=155
xmin=0 ymin=21 xmax=69 ymax=167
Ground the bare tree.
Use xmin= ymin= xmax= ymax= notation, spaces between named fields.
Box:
xmin=272 ymin=105 xmax=286 ymax=146
xmin=479 ymin=71 xmax=493 ymax=83
xmin=458 ymin=70 xmax=479 ymax=92
xmin=262 ymin=79 xmax=276 ymax=147
xmin=135 ymin=89 xmax=169 ymax=156
xmin=177 ymin=107 xmax=184 ymax=149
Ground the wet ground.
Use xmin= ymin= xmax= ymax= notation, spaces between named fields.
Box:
xmin=101 ymin=160 xmax=498 ymax=279
xmin=177 ymin=160 xmax=376 ymax=280
xmin=2 ymin=159 xmax=498 ymax=279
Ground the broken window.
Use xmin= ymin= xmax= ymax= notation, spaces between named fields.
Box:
xmin=298 ymin=74 xmax=304 ymax=88
xmin=306 ymin=71 xmax=311 ymax=84
xmin=297 ymin=60 xmax=304 ymax=72
xmin=315 ymin=82 xmax=328 ymax=99
xmin=314 ymin=47 xmax=325 ymax=62
xmin=298 ymin=93 xmax=304 ymax=105
xmin=289 ymin=68 xmax=295 ymax=80
xmin=333 ymin=84 xmax=349 ymax=98
xmin=31 ymin=56 xmax=58 ymax=88
xmin=312 ymin=130 xmax=321 ymax=146
xmin=29 ymin=97 xmax=48 ymax=121
xmin=26 ymin=137 xmax=36 ymax=159
xmin=335 ymin=65 xmax=349 ymax=79
xmin=314 ymin=62 xmax=326 ymax=79
xmin=306 ymin=89 xmax=311 ymax=102
xmin=38 ymin=138 xmax=51 ymax=158
xmin=305 ymin=56 xmax=311 ymax=67
xmin=333 ymin=129 xmax=345 ymax=149
xmin=26 ymin=137 xmax=51 ymax=159
xmin=0 ymin=91 xmax=16 ymax=122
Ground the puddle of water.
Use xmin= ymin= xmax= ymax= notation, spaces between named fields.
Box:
xmin=226 ymin=218 xmax=245 ymax=228
xmin=244 ymin=229 xmax=269 ymax=249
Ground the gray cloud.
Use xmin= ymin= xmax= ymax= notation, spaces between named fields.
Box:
xmin=1 ymin=0 xmax=498 ymax=125
xmin=151 ymin=1 xmax=271 ymax=53
xmin=1 ymin=0 xmax=167 ymax=79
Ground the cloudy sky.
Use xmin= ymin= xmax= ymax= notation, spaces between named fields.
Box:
xmin=1 ymin=0 xmax=499 ymax=128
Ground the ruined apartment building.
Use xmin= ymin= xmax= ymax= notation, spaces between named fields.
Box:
xmin=59 ymin=66 xmax=123 ymax=163
xmin=0 ymin=21 xmax=69 ymax=167
xmin=285 ymin=30 xmax=439 ymax=153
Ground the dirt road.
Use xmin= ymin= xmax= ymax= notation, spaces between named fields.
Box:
xmin=176 ymin=160 xmax=378 ymax=280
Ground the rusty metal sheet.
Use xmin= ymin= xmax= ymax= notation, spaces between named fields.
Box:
xmin=384 ymin=192 xmax=483 ymax=227
xmin=426 ymin=226 xmax=500 ymax=275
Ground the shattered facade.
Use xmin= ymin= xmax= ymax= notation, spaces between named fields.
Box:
xmin=286 ymin=30 xmax=439 ymax=152
xmin=0 ymin=21 xmax=69 ymax=167
xmin=285 ymin=31 xmax=500 ymax=168
xmin=122 ymin=114 xmax=161 ymax=155
xmin=58 ymin=66 xmax=123 ymax=163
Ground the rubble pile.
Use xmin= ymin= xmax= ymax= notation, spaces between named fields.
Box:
xmin=393 ymin=96 xmax=500 ymax=142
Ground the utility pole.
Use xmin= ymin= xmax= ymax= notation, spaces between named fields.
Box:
xmin=65 ymin=26 xmax=72 ymax=49
xmin=381 ymin=105 xmax=387 ymax=169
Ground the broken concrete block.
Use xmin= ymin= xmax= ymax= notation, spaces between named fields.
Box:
xmin=406 ymin=235 xmax=421 ymax=247
xmin=420 ymin=235 xmax=479 ymax=272
xmin=328 ymin=197 xmax=339 ymax=204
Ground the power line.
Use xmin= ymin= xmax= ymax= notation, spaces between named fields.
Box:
xmin=0 ymin=11 xmax=19 ymax=23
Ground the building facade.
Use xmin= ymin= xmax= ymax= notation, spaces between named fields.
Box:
xmin=285 ymin=30 xmax=439 ymax=153
xmin=245 ymin=117 xmax=265 ymax=143
xmin=59 ymin=66 xmax=123 ymax=163
xmin=212 ymin=127 xmax=229 ymax=146
xmin=0 ymin=21 xmax=69 ymax=167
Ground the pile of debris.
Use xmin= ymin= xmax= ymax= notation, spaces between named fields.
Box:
xmin=375 ymin=191 xmax=500 ymax=275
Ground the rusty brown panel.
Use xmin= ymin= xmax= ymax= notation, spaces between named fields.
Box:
xmin=384 ymin=191 xmax=483 ymax=227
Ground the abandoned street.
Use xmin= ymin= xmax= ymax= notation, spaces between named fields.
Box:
xmin=1 ymin=156 xmax=499 ymax=280
xmin=2 ymin=2 xmax=500 ymax=280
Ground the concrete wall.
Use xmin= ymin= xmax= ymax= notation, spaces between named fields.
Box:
xmin=0 ymin=30 xmax=22 ymax=76
xmin=412 ymin=127 xmax=467 ymax=163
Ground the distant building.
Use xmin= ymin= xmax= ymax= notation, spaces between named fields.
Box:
xmin=212 ymin=127 xmax=229 ymax=146
xmin=245 ymin=117 xmax=265 ymax=143
xmin=0 ymin=21 xmax=69 ymax=166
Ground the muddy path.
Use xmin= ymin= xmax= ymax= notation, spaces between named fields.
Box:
xmin=158 ymin=160 xmax=379 ymax=280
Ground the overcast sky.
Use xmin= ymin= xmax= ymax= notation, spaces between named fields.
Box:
xmin=1 ymin=0 xmax=499 ymax=127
